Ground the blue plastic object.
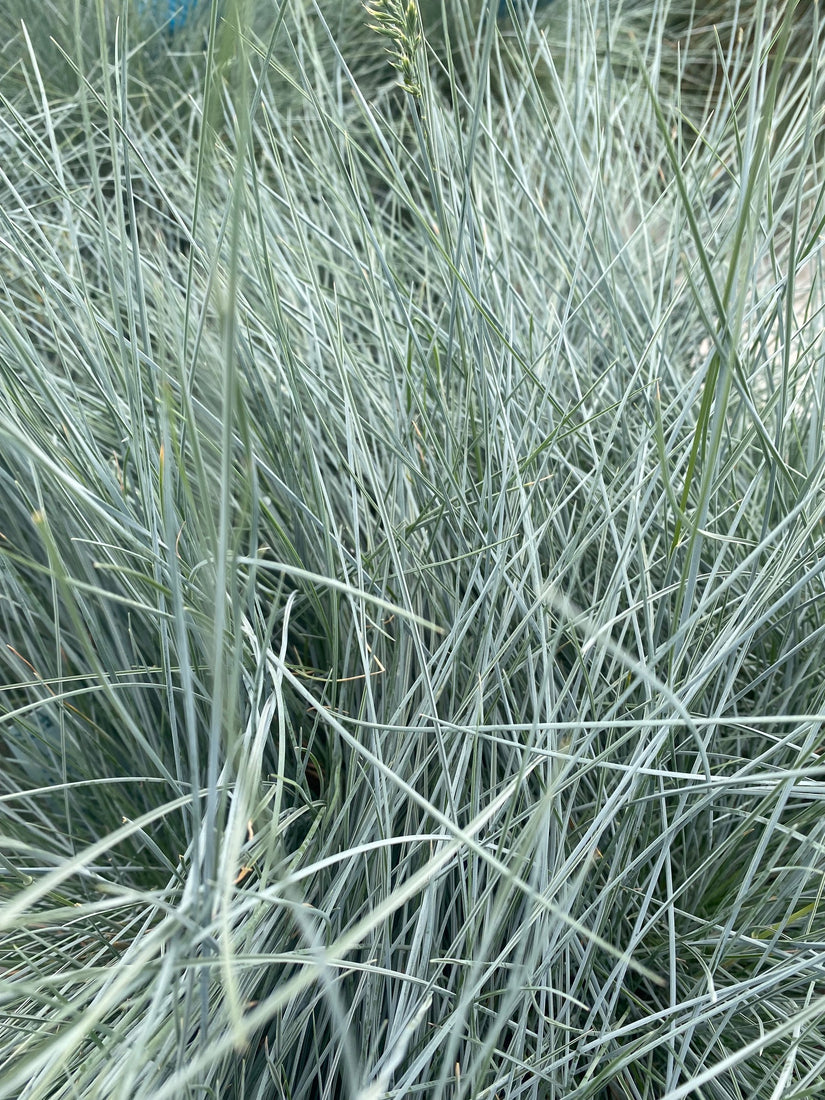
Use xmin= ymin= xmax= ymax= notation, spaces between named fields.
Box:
xmin=138 ymin=0 xmax=201 ymax=33
xmin=498 ymin=0 xmax=555 ymax=17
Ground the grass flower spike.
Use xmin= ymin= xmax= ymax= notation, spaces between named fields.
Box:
xmin=364 ymin=0 xmax=423 ymax=97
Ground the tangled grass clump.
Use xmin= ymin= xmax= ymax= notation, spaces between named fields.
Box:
xmin=1 ymin=2 xmax=824 ymax=1098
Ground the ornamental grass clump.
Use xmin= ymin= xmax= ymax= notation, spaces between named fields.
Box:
xmin=1 ymin=1 xmax=824 ymax=1098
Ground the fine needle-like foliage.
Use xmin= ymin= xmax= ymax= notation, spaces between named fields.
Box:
xmin=1 ymin=2 xmax=824 ymax=1098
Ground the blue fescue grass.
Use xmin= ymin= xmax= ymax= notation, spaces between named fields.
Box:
xmin=1 ymin=2 xmax=825 ymax=1098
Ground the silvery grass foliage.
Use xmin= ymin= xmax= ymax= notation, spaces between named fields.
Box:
xmin=1 ymin=1 xmax=825 ymax=1098
xmin=133 ymin=0 xmax=555 ymax=33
